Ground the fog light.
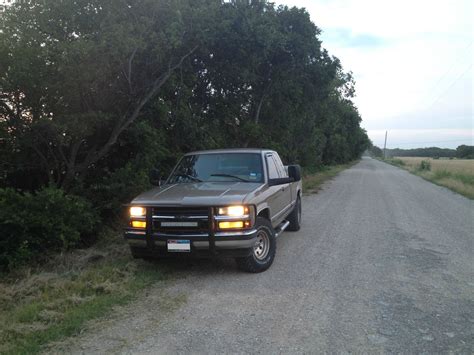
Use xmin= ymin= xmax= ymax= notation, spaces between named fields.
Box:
xmin=219 ymin=221 xmax=244 ymax=229
xmin=131 ymin=220 xmax=146 ymax=228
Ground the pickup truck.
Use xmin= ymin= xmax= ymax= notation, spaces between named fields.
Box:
xmin=125 ymin=149 xmax=302 ymax=272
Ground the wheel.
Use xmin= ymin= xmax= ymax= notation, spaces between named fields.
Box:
xmin=286 ymin=195 xmax=301 ymax=231
xmin=236 ymin=217 xmax=276 ymax=273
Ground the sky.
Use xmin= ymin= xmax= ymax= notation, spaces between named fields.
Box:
xmin=279 ymin=0 xmax=473 ymax=149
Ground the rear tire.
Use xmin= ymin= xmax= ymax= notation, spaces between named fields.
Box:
xmin=286 ymin=195 xmax=301 ymax=231
xmin=236 ymin=217 xmax=276 ymax=273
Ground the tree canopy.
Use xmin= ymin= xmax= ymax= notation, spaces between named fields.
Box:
xmin=1 ymin=0 xmax=368 ymax=192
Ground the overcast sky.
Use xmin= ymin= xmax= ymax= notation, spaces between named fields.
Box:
xmin=281 ymin=0 xmax=473 ymax=149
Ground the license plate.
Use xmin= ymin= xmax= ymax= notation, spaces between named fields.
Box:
xmin=161 ymin=221 xmax=198 ymax=227
xmin=167 ymin=240 xmax=191 ymax=252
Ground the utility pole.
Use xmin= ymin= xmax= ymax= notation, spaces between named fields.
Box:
xmin=383 ymin=131 xmax=388 ymax=159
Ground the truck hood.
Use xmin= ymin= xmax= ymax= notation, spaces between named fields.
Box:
xmin=131 ymin=182 xmax=264 ymax=206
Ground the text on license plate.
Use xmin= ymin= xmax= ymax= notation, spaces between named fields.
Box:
xmin=161 ymin=221 xmax=198 ymax=227
xmin=167 ymin=240 xmax=191 ymax=252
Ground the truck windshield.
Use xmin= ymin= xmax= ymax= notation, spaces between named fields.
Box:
xmin=168 ymin=153 xmax=264 ymax=184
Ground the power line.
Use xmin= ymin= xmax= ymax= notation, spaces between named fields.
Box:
xmin=422 ymin=41 xmax=473 ymax=104
xmin=426 ymin=62 xmax=473 ymax=110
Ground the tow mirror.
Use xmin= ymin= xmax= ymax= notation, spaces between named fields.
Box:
xmin=288 ymin=165 xmax=301 ymax=182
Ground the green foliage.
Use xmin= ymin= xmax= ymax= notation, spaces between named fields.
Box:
xmin=456 ymin=145 xmax=474 ymax=159
xmin=0 ymin=188 xmax=99 ymax=270
xmin=388 ymin=158 xmax=405 ymax=166
xmin=418 ymin=160 xmax=431 ymax=171
xmin=368 ymin=145 xmax=384 ymax=158
xmin=387 ymin=147 xmax=456 ymax=158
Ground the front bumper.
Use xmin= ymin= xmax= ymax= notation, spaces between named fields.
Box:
xmin=124 ymin=229 xmax=258 ymax=258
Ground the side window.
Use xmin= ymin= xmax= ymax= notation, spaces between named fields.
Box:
xmin=266 ymin=154 xmax=279 ymax=179
xmin=273 ymin=153 xmax=287 ymax=178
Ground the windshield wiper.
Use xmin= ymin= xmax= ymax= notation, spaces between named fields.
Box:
xmin=173 ymin=173 xmax=202 ymax=182
xmin=210 ymin=174 xmax=250 ymax=182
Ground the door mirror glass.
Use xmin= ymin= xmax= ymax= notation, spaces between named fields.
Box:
xmin=288 ymin=165 xmax=301 ymax=182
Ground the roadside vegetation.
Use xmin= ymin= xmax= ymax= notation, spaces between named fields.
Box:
xmin=386 ymin=157 xmax=474 ymax=199
xmin=0 ymin=234 xmax=173 ymax=355
xmin=302 ymin=162 xmax=358 ymax=192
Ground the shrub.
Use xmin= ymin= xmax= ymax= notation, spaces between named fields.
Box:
xmin=418 ymin=160 xmax=431 ymax=171
xmin=0 ymin=188 xmax=99 ymax=270
xmin=391 ymin=158 xmax=405 ymax=166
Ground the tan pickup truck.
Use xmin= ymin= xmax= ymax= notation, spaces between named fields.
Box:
xmin=125 ymin=149 xmax=302 ymax=272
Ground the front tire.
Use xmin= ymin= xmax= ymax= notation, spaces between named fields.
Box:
xmin=286 ymin=195 xmax=301 ymax=231
xmin=236 ymin=217 xmax=276 ymax=273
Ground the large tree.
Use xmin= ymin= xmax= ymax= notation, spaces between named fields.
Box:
xmin=0 ymin=0 xmax=210 ymax=189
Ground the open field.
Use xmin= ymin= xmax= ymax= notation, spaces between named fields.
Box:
xmin=387 ymin=157 xmax=474 ymax=199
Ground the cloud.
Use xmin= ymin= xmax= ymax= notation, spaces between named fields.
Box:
xmin=322 ymin=28 xmax=386 ymax=48
xmin=280 ymin=0 xmax=473 ymax=148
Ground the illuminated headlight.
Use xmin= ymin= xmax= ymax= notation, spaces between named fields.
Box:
xmin=216 ymin=205 xmax=255 ymax=230
xmin=218 ymin=205 xmax=249 ymax=217
xmin=130 ymin=206 xmax=146 ymax=217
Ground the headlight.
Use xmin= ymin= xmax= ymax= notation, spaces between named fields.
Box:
xmin=218 ymin=205 xmax=249 ymax=217
xmin=216 ymin=205 xmax=255 ymax=230
xmin=130 ymin=206 xmax=146 ymax=217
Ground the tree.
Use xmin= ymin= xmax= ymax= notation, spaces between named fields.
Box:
xmin=0 ymin=0 xmax=206 ymax=189
xmin=456 ymin=145 xmax=474 ymax=159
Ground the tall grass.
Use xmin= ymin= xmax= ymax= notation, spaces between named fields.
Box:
xmin=0 ymin=236 xmax=173 ymax=354
xmin=388 ymin=157 xmax=474 ymax=199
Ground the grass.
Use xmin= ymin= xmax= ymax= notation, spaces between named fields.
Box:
xmin=302 ymin=161 xmax=359 ymax=192
xmin=0 ymin=232 xmax=172 ymax=354
xmin=385 ymin=157 xmax=474 ymax=199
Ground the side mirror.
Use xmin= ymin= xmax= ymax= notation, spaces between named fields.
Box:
xmin=149 ymin=168 xmax=162 ymax=186
xmin=288 ymin=165 xmax=301 ymax=182
xmin=268 ymin=177 xmax=294 ymax=186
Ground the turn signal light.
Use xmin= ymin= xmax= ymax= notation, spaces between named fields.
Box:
xmin=218 ymin=221 xmax=244 ymax=229
xmin=131 ymin=220 xmax=146 ymax=228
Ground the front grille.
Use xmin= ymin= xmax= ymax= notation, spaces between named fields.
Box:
xmin=152 ymin=207 xmax=210 ymax=235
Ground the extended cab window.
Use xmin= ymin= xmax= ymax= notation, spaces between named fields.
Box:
xmin=168 ymin=153 xmax=264 ymax=183
xmin=273 ymin=153 xmax=288 ymax=178
xmin=266 ymin=154 xmax=280 ymax=179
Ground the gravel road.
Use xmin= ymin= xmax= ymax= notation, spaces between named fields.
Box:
xmin=56 ymin=157 xmax=473 ymax=354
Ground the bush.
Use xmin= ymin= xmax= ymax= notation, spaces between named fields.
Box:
xmin=0 ymin=187 xmax=99 ymax=270
xmin=418 ymin=160 xmax=431 ymax=171
xmin=390 ymin=158 xmax=405 ymax=166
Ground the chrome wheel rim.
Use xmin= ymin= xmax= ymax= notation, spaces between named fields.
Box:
xmin=253 ymin=230 xmax=270 ymax=260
